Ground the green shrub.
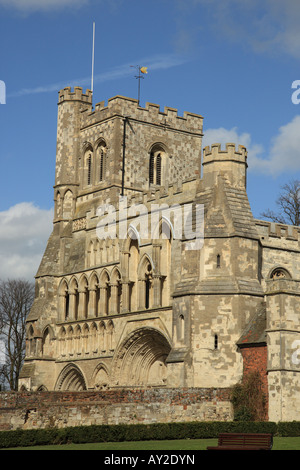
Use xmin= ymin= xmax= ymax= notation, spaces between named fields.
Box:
xmin=0 ymin=420 xmax=291 ymax=449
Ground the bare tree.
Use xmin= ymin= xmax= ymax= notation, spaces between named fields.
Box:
xmin=261 ymin=180 xmax=300 ymax=226
xmin=0 ymin=279 xmax=34 ymax=391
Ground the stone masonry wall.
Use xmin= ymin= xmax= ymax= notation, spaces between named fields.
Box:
xmin=0 ymin=388 xmax=232 ymax=431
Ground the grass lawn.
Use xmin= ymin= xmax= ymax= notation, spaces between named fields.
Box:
xmin=4 ymin=437 xmax=300 ymax=450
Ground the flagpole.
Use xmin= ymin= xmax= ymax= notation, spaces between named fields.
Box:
xmin=91 ymin=22 xmax=95 ymax=94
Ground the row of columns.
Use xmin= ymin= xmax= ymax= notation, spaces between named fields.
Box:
xmin=59 ymin=275 xmax=165 ymax=322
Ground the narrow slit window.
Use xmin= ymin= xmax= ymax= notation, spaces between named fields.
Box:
xmin=99 ymin=150 xmax=104 ymax=182
xmin=87 ymin=154 xmax=92 ymax=185
xmin=217 ymin=254 xmax=221 ymax=268
xmin=149 ymin=153 xmax=154 ymax=184
xmin=214 ymin=334 xmax=218 ymax=350
xmin=156 ymin=153 xmax=161 ymax=185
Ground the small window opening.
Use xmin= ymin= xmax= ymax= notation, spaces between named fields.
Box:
xmin=149 ymin=153 xmax=154 ymax=184
xmin=214 ymin=334 xmax=218 ymax=350
xmin=156 ymin=153 xmax=162 ymax=185
xmin=217 ymin=254 xmax=221 ymax=268
xmin=87 ymin=154 xmax=92 ymax=185
xmin=99 ymin=150 xmax=104 ymax=182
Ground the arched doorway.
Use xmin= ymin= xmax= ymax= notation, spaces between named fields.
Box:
xmin=55 ymin=364 xmax=87 ymax=391
xmin=112 ymin=327 xmax=171 ymax=387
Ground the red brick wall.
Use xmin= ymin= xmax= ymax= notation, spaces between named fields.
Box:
xmin=240 ymin=345 xmax=268 ymax=420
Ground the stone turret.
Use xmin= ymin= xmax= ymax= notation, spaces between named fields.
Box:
xmin=202 ymin=143 xmax=248 ymax=188
xmin=54 ymin=87 xmax=93 ymax=224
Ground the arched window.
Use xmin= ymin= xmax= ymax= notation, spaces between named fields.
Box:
xmin=69 ymin=278 xmax=79 ymax=321
xmin=42 ymin=327 xmax=53 ymax=357
xmin=62 ymin=190 xmax=73 ymax=219
xmin=96 ymin=142 xmax=107 ymax=183
xmin=99 ymin=271 xmax=110 ymax=315
xmin=58 ymin=279 xmax=69 ymax=322
xmin=129 ymin=238 xmax=139 ymax=311
xmin=83 ymin=146 xmax=93 ymax=188
xmin=149 ymin=145 xmax=167 ymax=187
xmin=138 ymin=255 xmax=153 ymax=310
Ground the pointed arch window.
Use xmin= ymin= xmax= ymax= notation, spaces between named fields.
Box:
xmin=149 ymin=146 xmax=167 ymax=187
xmin=97 ymin=142 xmax=107 ymax=183
xmin=83 ymin=146 xmax=93 ymax=188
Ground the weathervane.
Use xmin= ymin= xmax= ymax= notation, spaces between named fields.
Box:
xmin=131 ymin=65 xmax=148 ymax=104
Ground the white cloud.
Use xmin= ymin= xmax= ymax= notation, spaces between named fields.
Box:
xmin=184 ymin=0 xmax=300 ymax=59
xmin=9 ymin=53 xmax=188 ymax=98
xmin=0 ymin=0 xmax=89 ymax=12
xmin=202 ymin=115 xmax=300 ymax=176
xmin=0 ymin=202 xmax=53 ymax=281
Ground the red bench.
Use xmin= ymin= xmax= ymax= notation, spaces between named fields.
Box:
xmin=207 ymin=433 xmax=273 ymax=450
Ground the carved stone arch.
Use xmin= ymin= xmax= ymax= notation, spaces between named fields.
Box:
xmin=55 ymin=363 xmax=87 ymax=391
xmin=78 ymin=273 xmax=89 ymax=290
xmin=95 ymin=137 xmax=107 ymax=148
xmin=93 ymin=362 xmax=110 ymax=390
xmin=147 ymin=141 xmax=169 ymax=155
xmin=137 ymin=254 xmax=155 ymax=309
xmin=62 ymin=189 xmax=73 ymax=219
xmin=82 ymin=141 xmax=94 ymax=153
xmin=41 ymin=325 xmax=55 ymax=357
xmin=111 ymin=327 xmax=171 ymax=387
xmin=99 ymin=268 xmax=110 ymax=287
xmin=58 ymin=278 xmax=69 ymax=295
xmin=111 ymin=266 xmax=122 ymax=284
xmin=138 ymin=253 xmax=155 ymax=278
xmin=59 ymin=326 xmax=66 ymax=338
xmin=27 ymin=324 xmax=35 ymax=338
xmin=89 ymin=271 xmax=100 ymax=289
xmin=151 ymin=214 xmax=175 ymax=242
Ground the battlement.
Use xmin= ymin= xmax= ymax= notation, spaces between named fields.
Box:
xmin=58 ymin=87 xmax=93 ymax=104
xmin=255 ymin=219 xmax=300 ymax=244
xmin=81 ymin=95 xmax=203 ymax=133
xmin=202 ymin=143 xmax=248 ymax=188
xmin=203 ymin=143 xmax=247 ymax=162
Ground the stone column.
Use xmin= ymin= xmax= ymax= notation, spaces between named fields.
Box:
xmin=99 ymin=286 xmax=108 ymax=315
xmin=138 ymin=278 xmax=146 ymax=309
xmin=88 ymin=288 xmax=97 ymax=318
xmin=152 ymin=275 xmax=162 ymax=308
xmin=110 ymin=283 xmax=119 ymax=315
xmin=68 ymin=291 xmax=77 ymax=320
xmin=78 ymin=289 xmax=87 ymax=319
xmin=121 ymin=281 xmax=130 ymax=313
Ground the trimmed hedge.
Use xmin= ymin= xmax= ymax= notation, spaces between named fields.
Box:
xmin=0 ymin=420 xmax=287 ymax=449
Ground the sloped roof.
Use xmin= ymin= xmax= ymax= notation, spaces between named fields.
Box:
xmin=237 ymin=304 xmax=267 ymax=347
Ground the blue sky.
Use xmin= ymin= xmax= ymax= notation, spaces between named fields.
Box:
xmin=0 ymin=0 xmax=300 ymax=280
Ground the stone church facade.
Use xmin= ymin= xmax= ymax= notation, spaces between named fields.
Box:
xmin=19 ymin=86 xmax=300 ymax=423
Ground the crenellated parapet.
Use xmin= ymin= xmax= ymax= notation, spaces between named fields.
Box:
xmin=203 ymin=143 xmax=247 ymax=162
xmin=202 ymin=143 xmax=248 ymax=188
xmin=80 ymin=95 xmax=203 ymax=133
xmin=58 ymin=86 xmax=93 ymax=105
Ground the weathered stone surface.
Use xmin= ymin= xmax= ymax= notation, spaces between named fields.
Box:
xmin=15 ymin=88 xmax=300 ymax=426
